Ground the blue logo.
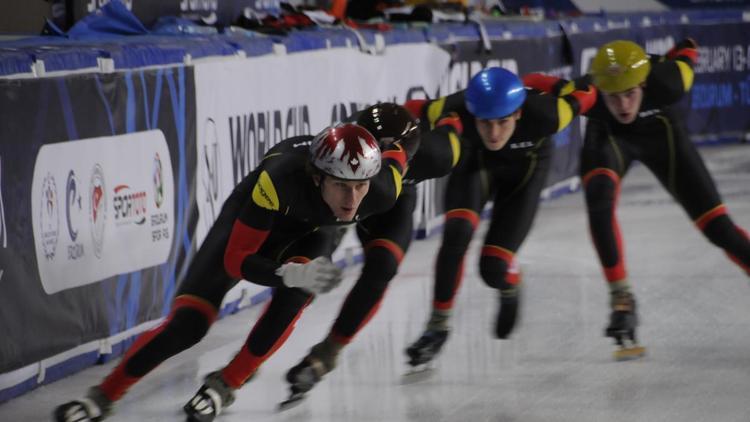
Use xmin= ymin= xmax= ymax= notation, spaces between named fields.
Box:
xmin=66 ymin=170 xmax=82 ymax=242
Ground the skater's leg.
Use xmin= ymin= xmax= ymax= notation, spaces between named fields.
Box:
xmin=638 ymin=116 xmax=750 ymax=275
xmin=285 ymin=189 xmax=417 ymax=396
xmin=580 ymin=119 xmax=634 ymax=294
xmin=328 ymin=187 xmax=416 ymax=345
xmin=185 ymin=228 xmax=338 ymax=419
xmin=54 ymin=185 xmax=248 ymax=422
xmin=480 ymin=149 xmax=550 ymax=338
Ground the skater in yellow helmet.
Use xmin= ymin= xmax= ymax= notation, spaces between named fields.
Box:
xmin=580 ymin=39 xmax=750 ymax=360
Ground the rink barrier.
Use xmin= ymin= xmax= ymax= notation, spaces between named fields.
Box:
xmin=2 ymin=8 xmax=750 ymax=404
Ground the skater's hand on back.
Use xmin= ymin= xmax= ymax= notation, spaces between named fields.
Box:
xmin=277 ymin=257 xmax=343 ymax=294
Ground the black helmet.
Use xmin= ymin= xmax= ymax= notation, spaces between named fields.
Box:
xmin=356 ymin=103 xmax=420 ymax=150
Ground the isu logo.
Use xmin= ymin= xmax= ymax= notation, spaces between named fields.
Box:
xmin=39 ymin=173 xmax=60 ymax=260
xmin=89 ymin=164 xmax=106 ymax=258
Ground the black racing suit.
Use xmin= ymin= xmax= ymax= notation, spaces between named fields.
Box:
xmin=581 ymin=44 xmax=750 ymax=285
xmin=327 ymin=120 xmax=463 ymax=343
xmin=97 ymin=136 xmax=407 ymax=397
xmin=411 ymin=80 xmax=595 ymax=318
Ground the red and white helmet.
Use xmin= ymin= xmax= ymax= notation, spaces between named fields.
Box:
xmin=310 ymin=123 xmax=381 ymax=180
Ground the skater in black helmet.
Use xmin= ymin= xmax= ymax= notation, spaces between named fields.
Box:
xmin=281 ymin=103 xmax=464 ymax=406
xmin=53 ymin=123 xmax=413 ymax=422
xmin=581 ymin=39 xmax=750 ymax=360
xmin=403 ymin=67 xmax=597 ymax=369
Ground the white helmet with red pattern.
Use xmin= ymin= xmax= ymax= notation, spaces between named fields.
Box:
xmin=310 ymin=123 xmax=381 ymax=181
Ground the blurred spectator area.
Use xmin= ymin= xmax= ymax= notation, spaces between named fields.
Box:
xmin=1 ymin=1 xmax=54 ymax=35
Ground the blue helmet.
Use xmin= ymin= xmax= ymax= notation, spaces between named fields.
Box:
xmin=465 ymin=67 xmax=526 ymax=119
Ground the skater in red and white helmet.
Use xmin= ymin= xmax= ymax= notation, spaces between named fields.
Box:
xmin=54 ymin=123 xmax=412 ymax=422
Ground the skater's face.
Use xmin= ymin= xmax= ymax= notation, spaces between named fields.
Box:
xmin=316 ymin=176 xmax=370 ymax=221
xmin=602 ymin=86 xmax=644 ymax=124
xmin=474 ymin=109 xmax=521 ymax=151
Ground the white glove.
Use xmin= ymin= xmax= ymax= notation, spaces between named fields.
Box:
xmin=276 ymin=256 xmax=343 ymax=294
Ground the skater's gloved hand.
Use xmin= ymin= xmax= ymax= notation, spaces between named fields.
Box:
xmin=276 ymin=257 xmax=343 ymax=294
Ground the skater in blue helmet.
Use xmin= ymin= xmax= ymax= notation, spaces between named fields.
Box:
xmin=404 ymin=66 xmax=596 ymax=369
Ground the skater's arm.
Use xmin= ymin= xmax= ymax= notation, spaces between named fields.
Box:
xmin=518 ymin=79 xmax=597 ymax=136
xmin=223 ymin=171 xmax=285 ymax=287
xmin=645 ymin=38 xmax=698 ymax=105
xmin=404 ymin=115 xmax=463 ymax=182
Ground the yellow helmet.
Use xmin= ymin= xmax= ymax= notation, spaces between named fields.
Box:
xmin=591 ymin=40 xmax=651 ymax=94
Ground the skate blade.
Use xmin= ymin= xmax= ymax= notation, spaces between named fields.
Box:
xmin=613 ymin=345 xmax=646 ymax=361
xmin=401 ymin=365 xmax=435 ymax=385
xmin=278 ymin=393 xmax=307 ymax=411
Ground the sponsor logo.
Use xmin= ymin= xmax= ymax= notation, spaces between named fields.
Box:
xmin=113 ymin=184 xmax=147 ymax=226
xmin=151 ymin=154 xmax=170 ymax=243
xmin=229 ymin=106 xmax=310 ymax=185
xmin=638 ymin=109 xmax=662 ymax=118
xmin=509 ymin=141 xmax=535 ymax=150
xmin=65 ymin=170 xmax=85 ymax=260
xmin=90 ymin=164 xmax=106 ymax=258
xmin=251 ymin=171 xmax=280 ymax=211
xmin=153 ymin=153 xmax=165 ymax=209
xmin=39 ymin=173 xmax=60 ymax=260
xmin=34 ymin=131 xmax=174 ymax=294
xmin=202 ymin=118 xmax=221 ymax=225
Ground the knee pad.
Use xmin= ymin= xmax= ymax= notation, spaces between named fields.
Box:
xmin=584 ymin=171 xmax=619 ymax=213
xmin=440 ymin=215 xmax=477 ymax=257
xmin=479 ymin=246 xmax=519 ymax=290
xmin=361 ymin=242 xmax=402 ymax=291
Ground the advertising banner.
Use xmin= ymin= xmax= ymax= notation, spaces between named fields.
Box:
xmin=31 ymin=131 xmax=175 ymax=294
xmin=0 ymin=66 xmax=195 ymax=379
xmin=193 ymin=44 xmax=451 ymax=249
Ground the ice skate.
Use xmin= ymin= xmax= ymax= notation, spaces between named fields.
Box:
xmin=605 ymin=291 xmax=646 ymax=361
xmin=402 ymin=329 xmax=449 ymax=382
xmin=183 ymin=371 xmax=236 ymax=422
xmin=279 ymin=358 xmax=330 ymax=410
xmin=495 ymin=290 xmax=520 ymax=339
xmin=279 ymin=341 xmax=338 ymax=411
xmin=54 ymin=386 xmax=112 ymax=422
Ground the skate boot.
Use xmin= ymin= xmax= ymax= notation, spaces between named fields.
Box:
xmin=605 ymin=291 xmax=646 ymax=361
xmin=279 ymin=341 xmax=338 ymax=410
xmin=184 ymin=371 xmax=236 ymax=422
xmin=495 ymin=289 xmax=520 ymax=339
xmin=405 ymin=329 xmax=449 ymax=368
xmin=54 ymin=386 xmax=113 ymax=422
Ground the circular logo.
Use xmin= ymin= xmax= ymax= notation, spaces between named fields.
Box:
xmin=89 ymin=164 xmax=106 ymax=258
xmin=66 ymin=170 xmax=82 ymax=242
xmin=153 ymin=153 xmax=164 ymax=209
xmin=40 ymin=173 xmax=59 ymax=260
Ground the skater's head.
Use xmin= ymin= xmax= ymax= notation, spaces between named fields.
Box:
xmin=309 ymin=123 xmax=379 ymax=221
xmin=591 ymin=40 xmax=650 ymax=124
xmin=356 ymin=102 xmax=420 ymax=150
xmin=465 ymin=67 xmax=526 ymax=151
